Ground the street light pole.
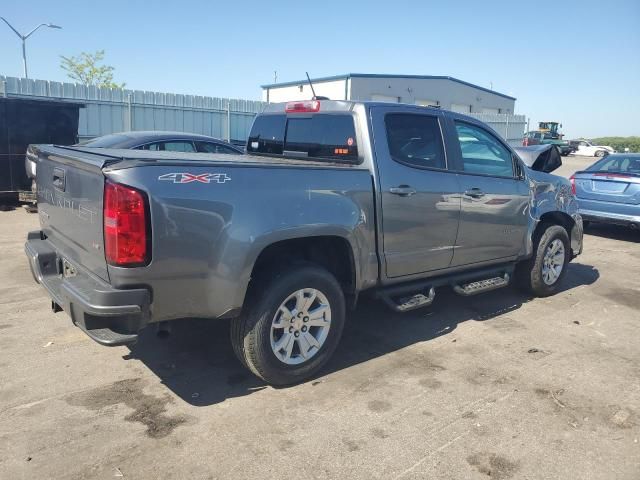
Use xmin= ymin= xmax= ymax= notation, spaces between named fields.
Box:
xmin=0 ymin=17 xmax=62 ymax=79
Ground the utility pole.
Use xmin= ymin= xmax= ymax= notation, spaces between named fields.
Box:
xmin=0 ymin=17 xmax=62 ymax=79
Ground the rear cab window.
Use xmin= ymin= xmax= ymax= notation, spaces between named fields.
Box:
xmin=247 ymin=113 xmax=359 ymax=162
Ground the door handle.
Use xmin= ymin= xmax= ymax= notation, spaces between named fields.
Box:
xmin=464 ymin=188 xmax=485 ymax=198
xmin=389 ymin=185 xmax=417 ymax=197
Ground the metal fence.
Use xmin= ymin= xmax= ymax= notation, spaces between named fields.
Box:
xmin=467 ymin=112 xmax=527 ymax=147
xmin=0 ymin=76 xmax=267 ymax=143
xmin=0 ymin=76 xmax=526 ymax=146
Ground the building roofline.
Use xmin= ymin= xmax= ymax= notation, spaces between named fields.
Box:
xmin=260 ymin=73 xmax=516 ymax=101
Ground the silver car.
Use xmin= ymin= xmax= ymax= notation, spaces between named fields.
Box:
xmin=572 ymin=153 xmax=640 ymax=230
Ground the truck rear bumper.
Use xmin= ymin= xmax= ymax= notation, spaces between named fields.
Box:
xmin=24 ymin=231 xmax=150 ymax=346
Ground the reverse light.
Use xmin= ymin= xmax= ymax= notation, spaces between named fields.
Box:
xmin=285 ymin=100 xmax=321 ymax=113
xmin=104 ymin=180 xmax=150 ymax=266
xmin=569 ymin=175 xmax=576 ymax=195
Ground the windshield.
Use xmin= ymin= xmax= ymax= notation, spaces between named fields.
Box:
xmin=586 ymin=155 xmax=640 ymax=174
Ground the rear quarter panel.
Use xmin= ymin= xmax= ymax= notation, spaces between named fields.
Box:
xmin=104 ymin=163 xmax=377 ymax=322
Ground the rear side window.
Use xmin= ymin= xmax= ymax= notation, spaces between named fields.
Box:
xmin=247 ymin=114 xmax=358 ymax=161
xmin=137 ymin=141 xmax=196 ymax=152
xmin=195 ymin=141 xmax=239 ymax=155
xmin=385 ymin=113 xmax=446 ymax=169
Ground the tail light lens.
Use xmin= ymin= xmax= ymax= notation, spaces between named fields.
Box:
xmin=104 ymin=180 xmax=150 ymax=266
xmin=569 ymin=175 xmax=576 ymax=195
xmin=523 ymin=137 xmax=529 ymax=146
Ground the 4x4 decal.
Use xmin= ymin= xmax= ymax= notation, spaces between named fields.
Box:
xmin=158 ymin=172 xmax=231 ymax=184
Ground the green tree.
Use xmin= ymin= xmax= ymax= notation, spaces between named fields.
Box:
xmin=592 ymin=137 xmax=640 ymax=153
xmin=60 ymin=50 xmax=125 ymax=89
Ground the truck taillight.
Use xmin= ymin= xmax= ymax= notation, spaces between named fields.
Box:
xmin=285 ymin=100 xmax=320 ymax=113
xmin=104 ymin=180 xmax=150 ymax=266
xmin=569 ymin=175 xmax=576 ymax=195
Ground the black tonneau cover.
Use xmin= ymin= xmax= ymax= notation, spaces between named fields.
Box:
xmin=34 ymin=145 xmax=367 ymax=170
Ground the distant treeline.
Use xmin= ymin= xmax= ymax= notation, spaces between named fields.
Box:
xmin=591 ymin=137 xmax=640 ymax=153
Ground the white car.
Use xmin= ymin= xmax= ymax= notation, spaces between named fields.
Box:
xmin=572 ymin=140 xmax=616 ymax=157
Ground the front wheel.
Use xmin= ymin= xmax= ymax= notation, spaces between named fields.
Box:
xmin=516 ymin=224 xmax=571 ymax=297
xmin=595 ymin=150 xmax=606 ymax=157
xmin=231 ymin=265 xmax=345 ymax=386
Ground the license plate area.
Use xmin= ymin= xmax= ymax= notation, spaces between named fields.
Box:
xmin=592 ymin=180 xmax=628 ymax=193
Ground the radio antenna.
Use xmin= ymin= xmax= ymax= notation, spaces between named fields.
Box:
xmin=305 ymin=72 xmax=317 ymax=99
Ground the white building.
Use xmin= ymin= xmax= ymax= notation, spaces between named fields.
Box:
xmin=261 ymin=73 xmax=516 ymax=114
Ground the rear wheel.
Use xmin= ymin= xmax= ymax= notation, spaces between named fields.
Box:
xmin=516 ymin=224 xmax=571 ymax=297
xmin=231 ymin=265 xmax=345 ymax=386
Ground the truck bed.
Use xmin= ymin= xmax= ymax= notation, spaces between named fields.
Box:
xmin=29 ymin=144 xmax=378 ymax=330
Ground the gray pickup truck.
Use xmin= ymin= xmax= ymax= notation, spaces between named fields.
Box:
xmin=25 ymin=100 xmax=583 ymax=385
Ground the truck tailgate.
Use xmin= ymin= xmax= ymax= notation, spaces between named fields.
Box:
xmin=34 ymin=145 xmax=110 ymax=281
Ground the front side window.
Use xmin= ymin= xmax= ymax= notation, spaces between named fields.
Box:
xmin=385 ymin=113 xmax=446 ymax=169
xmin=455 ymin=122 xmax=514 ymax=177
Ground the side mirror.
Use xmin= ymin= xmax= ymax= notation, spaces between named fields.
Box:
xmin=539 ymin=146 xmax=562 ymax=173
xmin=512 ymin=145 xmax=562 ymax=173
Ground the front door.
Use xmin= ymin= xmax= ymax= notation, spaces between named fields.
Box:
xmin=448 ymin=120 xmax=530 ymax=267
xmin=371 ymin=106 xmax=461 ymax=278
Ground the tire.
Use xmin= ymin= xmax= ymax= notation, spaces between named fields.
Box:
xmin=516 ymin=224 xmax=571 ymax=297
xmin=595 ymin=150 xmax=606 ymax=157
xmin=230 ymin=264 xmax=345 ymax=386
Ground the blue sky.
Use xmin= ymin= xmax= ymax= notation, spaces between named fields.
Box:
xmin=1 ymin=0 xmax=638 ymax=138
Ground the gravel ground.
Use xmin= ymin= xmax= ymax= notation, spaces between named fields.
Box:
xmin=0 ymin=155 xmax=638 ymax=479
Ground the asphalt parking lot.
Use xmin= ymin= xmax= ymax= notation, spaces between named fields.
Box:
xmin=1 ymin=155 xmax=638 ymax=479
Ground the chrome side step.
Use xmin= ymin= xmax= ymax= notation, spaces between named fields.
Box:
xmin=381 ymin=287 xmax=435 ymax=313
xmin=453 ymin=273 xmax=510 ymax=296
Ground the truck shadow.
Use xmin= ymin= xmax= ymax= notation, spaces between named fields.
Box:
xmin=584 ymin=223 xmax=639 ymax=242
xmin=124 ymin=262 xmax=599 ymax=407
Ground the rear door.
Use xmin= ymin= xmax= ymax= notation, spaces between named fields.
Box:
xmin=371 ymin=106 xmax=461 ymax=278
xmin=447 ymin=119 xmax=530 ymax=267
xmin=35 ymin=147 xmax=110 ymax=281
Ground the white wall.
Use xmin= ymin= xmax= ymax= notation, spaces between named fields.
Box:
xmin=262 ymin=79 xmax=347 ymax=103
xmin=348 ymin=77 xmax=515 ymax=113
